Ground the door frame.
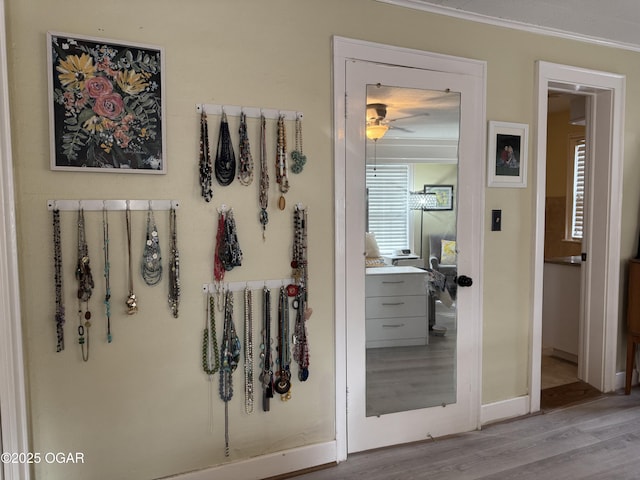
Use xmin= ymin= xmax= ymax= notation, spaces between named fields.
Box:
xmin=0 ymin=0 xmax=30 ymax=478
xmin=531 ymin=61 xmax=625 ymax=411
xmin=332 ymin=36 xmax=486 ymax=460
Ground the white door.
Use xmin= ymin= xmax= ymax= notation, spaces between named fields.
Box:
xmin=345 ymin=59 xmax=483 ymax=453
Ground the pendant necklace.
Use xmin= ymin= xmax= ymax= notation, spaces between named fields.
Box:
xmin=125 ymin=205 xmax=138 ymax=315
xmin=199 ymin=109 xmax=213 ymax=202
xmin=259 ymin=286 xmax=274 ymax=411
xmin=292 ymin=205 xmax=311 ymax=381
xmin=219 ymin=288 xmax=241 ymax=457
xmin=290 ymin=115 xmax=307 ymax=174
xmin=141 ymin=205 xmax=162 ymax=286
xmin=275 ymin=285 xmax=292 ymax=400
xmin=244 ymin=286 xmax=254 ymax=414
xmin=237 ymin=112 xmax=254 ymax=186
xmin=168 ymin=206 xmax=180 ymax=318
xmin=258 ymin=115 xmax=269 ymax=239
xmin=53 ymin=206 xmax=65 ymax=352
xmin=102 ymin=207 xmax=112 ymax=343
xmin=76 ymin=208 xmax=94 ymax=362
xmin=202 ymin=294 xmax=219 ymax=431
xmin=275 ymin=115 xmax=289 ymax=210
xmin=215 ymin=112 xmax=236 ymax=186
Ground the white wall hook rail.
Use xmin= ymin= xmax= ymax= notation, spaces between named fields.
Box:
xmin=196 ymin=103 xmax=302 ymax=122
xmin=47 ymin=199 xmax=180 ymax=211
xmin=202 ymin=278 xmax=295 ymax=294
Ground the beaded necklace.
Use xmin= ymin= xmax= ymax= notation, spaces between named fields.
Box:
xmin=237 ymin=112 xmax=254 ymax=186
xmin=290 ymin=115 xmax=307 ymax=174
xmin=141 ymin=206 xmax=162 ymax=286
xmin=259 ymin=115 xmax=269 ymax=238
xmin=168 ymin=206 xmax=180 ymax=318
xmin=275 ymin=285 xmax=292 ymax=399
xmin=220 ymin=209 xmax=242 ymax=271
xmin=260 ymin=286 xmax=274 ymax=411
xmin=53 ymin=207 xmax=65 ymax=352
xmin=125 ymin=205 xmax=138 ymax=315
xmin=215 ymin=112 xmax=236 ymax=186
xmin=243 ymin=286 xmax=254 ymax=414
xmin=202 ymin=294 xmax=219 ymax=432
xmin=75 ymin=208 xmax=94 ymax=362
xmin=219 ymin=289 xmax=241 ymax=457
xmin=199 ymin=109 xmax=213 ymax=202
xmin=102 ymin=207 xmax=112 ymax=343
xmin=292 ymin=205 xmax=311 ymax=381
xmin=275 ymin=115 xmax=289 ymax=210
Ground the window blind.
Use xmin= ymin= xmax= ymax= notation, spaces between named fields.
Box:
xmin=571 ymin=138 xmax=586 ymax=239
xmin=366 ymin=164 xmax=409 ymax=255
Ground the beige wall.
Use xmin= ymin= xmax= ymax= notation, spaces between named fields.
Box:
xmin=7 ymin=0 xmax=640 ymax=478
xmin=545 ymin=109 xmax=584 ymax=258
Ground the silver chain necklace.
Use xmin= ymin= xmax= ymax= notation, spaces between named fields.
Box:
xmin=125 ymin=206 xmax=138 ymax=315
xmin=141 ymin=206 xmax=162 ymax=286
xmin=238 ymin=112 xmax=254 ymax=186
xmin=168 ymin=206 xmax=180 ymax=318
xmin=76 ymin=208 xmax=94 ymax=361
xmin=244 ymin=286 xmax=254 ymax=414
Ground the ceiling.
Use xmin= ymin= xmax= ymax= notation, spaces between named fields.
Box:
xmin=369 ymin=0 xmax=630 ymax=142
xmin=380 ymin=0 xmax=640 ymax=50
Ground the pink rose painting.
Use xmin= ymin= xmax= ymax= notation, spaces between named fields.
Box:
xmin=49 ymin=33 xmax=164 ymax=172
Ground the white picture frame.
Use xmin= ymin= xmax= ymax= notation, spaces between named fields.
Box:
xmin=487 ymin=121 xmax=528 ymax=188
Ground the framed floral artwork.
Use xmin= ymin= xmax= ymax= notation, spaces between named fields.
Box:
xmin=47 ymin=32 xmax=165 ymax=173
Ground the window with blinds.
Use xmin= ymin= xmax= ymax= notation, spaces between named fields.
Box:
xmin=366 ymin=164 xmax=410 ymax=255
xmin=569 ymin=136 xmax=586 ymax=240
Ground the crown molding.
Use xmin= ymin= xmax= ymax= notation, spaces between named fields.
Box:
xmin=377 ymin=0 xmax=640 ymax=53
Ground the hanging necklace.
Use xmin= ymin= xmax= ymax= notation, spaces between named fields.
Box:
xmin=202 ymin=295 xmax=220 ymax=375
xmin=76 ymin=208 xmax=94 ymax=362
xmin=220 ymin=209 xmax=242 ymax=271
xmin=290 ymin=115 xmax=307 ymax=174
xmin=243 ymin=286 xmax=254 ymax=414
xmin=53 ymin=206 xmax=65 ymax=352
xmin=202 ymin=294 xmax=219 ymax=433
xmin=292 ymin=205 xmax=311 ymax=381
xmin=275 ymin=285 xmax=292 ymax=399
xmin=125 ymin=205 xmax=138 ymax=315
xmin=237 ymin=112 xmax=254 ymax=186
xmin=102 ymin=207 xmax=112 ymax=343
xmin=141 ymin=205 xmax=162 ymax=286
xmin=219 ymin=288 xmax=241 ymax=457
xmin=215 ymin=112 xmax=236 ymax=186
xmin=275 ymin=115 xmax=289 ymax=210
xmin=259 ymin=115 xmax=269 ymax=239
xmin=199 ymin=109 xmax=213 ymax=202
xmin=168 ymin=206 xmax=180 ymax=318
xmin=260 ymin=286 xmax=274 ymax=411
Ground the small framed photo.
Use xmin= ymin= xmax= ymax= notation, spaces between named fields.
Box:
xmin=487 ymin=121 xmax=528 ymax=188
xmin=47 ymin=32 xmax=166 ymax=173
xmin=423 ymin=184 xmax=454 ymax=211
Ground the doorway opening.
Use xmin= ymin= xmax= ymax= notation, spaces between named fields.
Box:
xmin=532 ymin=61 xmax=624 ymax=413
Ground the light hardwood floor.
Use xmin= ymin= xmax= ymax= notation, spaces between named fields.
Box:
xmin=290 ymin=389 xmax=640 ymax=480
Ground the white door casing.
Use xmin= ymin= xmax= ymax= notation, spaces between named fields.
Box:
xmin=532 ymin=61 xmax=624 ymax=411
xmin=333 ymin=37 xmax=486 ymax=456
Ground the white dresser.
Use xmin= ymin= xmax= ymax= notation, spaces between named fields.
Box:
xmin=365 ymin=266 xmax=428 ymax=348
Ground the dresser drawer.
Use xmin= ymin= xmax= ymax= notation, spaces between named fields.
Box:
xmin=366 ymin=316 xmax=428 ymax=343
xmin=365 ymin=295 xmax=426 ymax=319
xmin=366 ymin=273 xmax=427 ymax=297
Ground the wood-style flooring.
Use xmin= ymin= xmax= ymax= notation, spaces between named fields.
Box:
xmin=290 ymin=390 xmax=640 ymax=480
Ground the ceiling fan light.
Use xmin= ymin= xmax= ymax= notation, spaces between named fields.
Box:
xmin=366 ymin=124 xmax=388 ymax=141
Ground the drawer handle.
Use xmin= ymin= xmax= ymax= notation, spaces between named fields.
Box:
xmin=381 ymin=302 xmax=405 ymax=306
xmin=382 ymin=323 xmax=405 ymax=328
xmin=382 ymin=280 xmax=404 ymax=284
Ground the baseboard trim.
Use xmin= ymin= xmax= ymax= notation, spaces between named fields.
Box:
xmin=481 ymin=395 xmax=530 ymax=426
xmin=159 ymin=441 xmax=337 ymax=480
